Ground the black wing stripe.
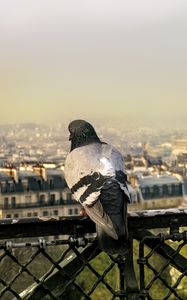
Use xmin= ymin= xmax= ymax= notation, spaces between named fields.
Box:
xmin=80 ymin=173 xmax=106 ymax=203
xmin=79 ymin=185 xmax=100 ymax=204
xmin=71 ymin=174 xmax=91 ymax=193
xmin=71 ymin=172 xmax=106 ymax=203
xmin=115 ymin=170 xmax=128 ymax=188
xmin=72 ymin=170 xmax=127 ymax=194
xmin=115 ymin=170 xmax=131 ymax=203
xmin=115 ymin=170 xmax=127 ymax=183
xmin=71 ymin=170 xmax=130 ymax=204
xmin=71 ymin=172 xmax=104 ymax=194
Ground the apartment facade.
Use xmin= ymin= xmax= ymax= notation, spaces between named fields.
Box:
xmin=0 ymin=165 xmax=80 ymax=218
xmin=128 ymin=173 xmax=185 ymax=210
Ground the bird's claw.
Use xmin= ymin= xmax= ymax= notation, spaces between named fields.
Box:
xmin=80 ymin=208 xmax=87 ymax=217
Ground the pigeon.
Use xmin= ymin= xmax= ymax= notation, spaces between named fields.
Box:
xmin=64 ymin=119 xmax=131 ymax=255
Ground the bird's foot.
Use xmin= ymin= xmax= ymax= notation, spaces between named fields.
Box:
xmin=80 ymin=208 xmax=87 ymax=217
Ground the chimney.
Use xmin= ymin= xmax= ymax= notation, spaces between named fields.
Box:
xmin=33 ymin=165 xmax=47 ymax=181
xmin=5 ymin=166 xmax=18 ymax=183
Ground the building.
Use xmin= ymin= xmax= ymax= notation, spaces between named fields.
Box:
xmin=129 ymin=173 xmax=185 ymax=210
xmin=172 ymin=139 xmax=187 ymax=155
xmin=0 ymin=165 xmax=80 ymax=219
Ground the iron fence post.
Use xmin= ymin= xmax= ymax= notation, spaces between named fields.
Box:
xmin=138 ymin=238 xmax=146 ymax=300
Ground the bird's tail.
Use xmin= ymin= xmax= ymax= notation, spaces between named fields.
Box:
xmin=84 ymin=201 xmax=118 ymax=240
xmin=96 ymin=224 xmax=128 ymax=256
xmin=84 ymin=180 xmax=129 ymax=255
xmin=96 ymin=197 xmax=129 ymax=255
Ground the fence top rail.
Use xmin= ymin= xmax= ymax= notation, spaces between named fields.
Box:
xmin=0 ymin=208 xmax=187 ymax=240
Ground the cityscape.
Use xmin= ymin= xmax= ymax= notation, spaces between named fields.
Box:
xmin=0 ymin=122 xmax=186 ymax=219
xmin=1 ymin=1 xmax=187 ymax=298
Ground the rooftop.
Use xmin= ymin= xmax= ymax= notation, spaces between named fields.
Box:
xmin=138 ymin=173 xmax=182 ymax=187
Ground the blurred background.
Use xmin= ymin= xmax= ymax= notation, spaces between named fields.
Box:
xmin=0 ymin=0 xmax=187 ymax=128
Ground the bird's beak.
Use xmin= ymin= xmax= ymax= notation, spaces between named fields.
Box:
xmin=69 ymin=133 xmax=72 ymax=141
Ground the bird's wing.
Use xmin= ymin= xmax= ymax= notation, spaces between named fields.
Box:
xmin=64 ymin=143 xmax=109 ymax=205
xmin=84 ymin=201 xmax=118 ymax=240
xmin=65 ymin=143 xmax=130 ymax=205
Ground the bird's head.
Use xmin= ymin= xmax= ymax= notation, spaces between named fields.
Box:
xmin=68 ymin=119 xmax=101 ymax=151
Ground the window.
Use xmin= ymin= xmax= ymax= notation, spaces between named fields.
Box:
xmin=54 ymin=210 xmax=58 ymax=216
xmin=74 ymin=208 xmax=79 ymax=215
xmin=33 ymin=212 xmax=38 ymax=217
xmin=149 ymin=187 xmax=154 ymax=198
xmin=1 ymin=181 xmax=7 ymax=192
xmin=174 ymin=184 xmax=182 ymax=196
xmin=49 ymin=179 xmax=54 ymax=188
xmin=22 ymin=179 xmax=29 ymax=191
xmin=141 ymin=187 xmax=153 ymax=200
xmin=8 ymin=181 xmax=15 ymax=192
xmin=27 ymin=212 xmax=32 ymax=217
xmin=6 ymin=214 xmax=11 ymax=218
xmin=39 ymin=194 xmax=45 ymax=205
xmin=14 ymin=214 xmax=19 ymax=218
xmin=37 ymin=180 xmax=42 ymax=190
xmin=4 ymin=197 xmax=9 ymax=208
xmin=179 ymin=184 xmax=183 ymax=196
xmin=153 ymin=186 xmax=159 ymax=198
xmin=49 ymin=194 xmax=55 ymax=205
xmin=159 ymin=186 xmax=163 ymax=197
xmin=143 ymin=187 xmax=150 ymax=200
xmin=43 ymin=211 xmax=49 ymax=216
xmin=163 ymin=185 xmax=168 ymax=197
xmin=171 ymin=184 xmax=182 ymax=196
xmin=51 ymin=194 xmax=55 ymax=200
xmin=68 ymin=209 xmax=73 ymax=215
xmin=168 ymin=185 xmax=172 ymax=195
xmin=11 ymin=197 xmax=16 ymax=208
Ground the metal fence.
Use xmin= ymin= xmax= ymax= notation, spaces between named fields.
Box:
xmin=0 ymin=208 xmax=187 ymax=299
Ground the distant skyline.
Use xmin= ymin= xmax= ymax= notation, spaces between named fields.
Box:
xmin=0 ymin=0 xmax=187 ymax=128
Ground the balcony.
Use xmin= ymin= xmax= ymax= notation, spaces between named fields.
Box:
xmin=2 ymin=199 xmax=77 ymax=210
xmin=0 ymin=208 xmax=187 ymax=299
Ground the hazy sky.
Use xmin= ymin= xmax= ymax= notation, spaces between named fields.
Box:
xmin=0 ymin=0 xmax=187 ymax=127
